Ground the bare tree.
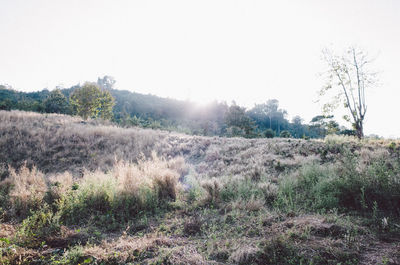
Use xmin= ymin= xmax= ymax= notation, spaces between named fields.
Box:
xmin=320 ymin=46 xmax=378 ymax=139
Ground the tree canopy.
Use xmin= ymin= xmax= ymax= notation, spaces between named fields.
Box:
xmin=70 ymin=82 xmax=115 ymax=120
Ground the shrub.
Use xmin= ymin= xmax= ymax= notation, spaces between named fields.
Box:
xmin=16 ymin=205 xmax=61 ymax=247
xmin=264 ymin=129 xmax=275 ymax=138
xmin=280 ymin=130 xmax=291 ymax=138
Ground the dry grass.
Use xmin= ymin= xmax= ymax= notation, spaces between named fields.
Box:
xmin=0 ymin=153 xmax=186 ymax=225
xmin=81 ymin=235 xmax=172 ymax=263
xmin=5 ymin=164 xmax=47 ymax=217
xmin=0 ymin=110 xmax=344 ymax=180
xmin=1 ymin=111 xmax=400 ymax=264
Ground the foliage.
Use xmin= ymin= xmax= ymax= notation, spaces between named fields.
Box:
xmin=280 ymin=130 xmax=291 ymax=138
xmin=44 ymin=89 xmax=70 ymax=114
xmin=97 ymin=75 xmax=116 ymax=91
xmin=225 ymin=104 xmax=255 ymax=137
xmin=247 ymin=99 xmax=289 ymax=136
xmin=70 ymin=82 xmax=115 ymax=120
xmin=264 ymin=128 xmax=275 ymax=138
xmin=97 ymin=89 xmax=115 ymax=120
xmin=310 ymin=115 xmax=339 ymax=137
xmin=16 ymin=206 xmax=60 ymax=247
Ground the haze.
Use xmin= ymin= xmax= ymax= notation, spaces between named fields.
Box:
xmin=1 ymin=0 xmax=399 ymax=137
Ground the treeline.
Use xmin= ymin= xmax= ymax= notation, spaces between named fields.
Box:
xmin=0 ymin=77 xmax=355 ymax=138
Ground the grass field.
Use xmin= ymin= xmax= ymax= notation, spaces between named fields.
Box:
xmin=1 ymin=110 xmax=399 ymax=264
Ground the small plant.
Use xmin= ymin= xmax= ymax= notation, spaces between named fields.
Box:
xmin=16 ymin=205 xmax=61 ymax=247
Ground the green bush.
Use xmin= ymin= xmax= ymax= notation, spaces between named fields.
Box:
xmin=280 ymin=130 xmax=291 ymax=138
xmin=264 ymin=129 xmax=275 ymax=138
xmin=16 ymin=205 xmax=60 ymax=247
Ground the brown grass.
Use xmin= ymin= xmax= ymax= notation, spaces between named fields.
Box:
xmin=1 ymin=111 xmax=399 ymax=264
xmin=6 ymin=164 xmax=47 ymax=217
xmin=0 ymin=110 xmax=356 ymax=180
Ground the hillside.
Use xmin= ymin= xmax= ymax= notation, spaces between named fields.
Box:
xmin=0 ymin=111 xmax=399 ymax=264
xmin=0 ymin=111 xmax=325 ymax=176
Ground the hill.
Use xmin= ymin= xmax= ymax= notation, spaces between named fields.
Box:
xmin=0 ymin=111 xmax=399 ymax=264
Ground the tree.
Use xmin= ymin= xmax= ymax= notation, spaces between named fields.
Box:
xmin=97 ymin=75 xmax=116 ymax=91
xmin=44 ymin=89 xmax=70 ymax=114
xmin=264 ymin=128 xmax=275 ymax=138
xmin=225 ymin=103 xmax=255 ymax=137
xmin=291 ymin=115 xmax=304 ymax=138
xmin=320 ymin=46 xmax=378 ymax=139
xmin=310 ymin=115 xmax=339 ymax=137
xmin=0 ymin=98 xmax=12 ymax=110
xmin=247 ymin=99 xmax=288 ymax=135
xmin=70 ymin=82 xmax=115 ymax=120
xmin=97 ymin=90 xmax=115 ymax=120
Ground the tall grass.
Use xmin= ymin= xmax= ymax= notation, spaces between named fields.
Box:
xmin=3 ymin=164 xmax=47 ymax=218
xmin=0 ymin=110 xmax=331 ymax=180
xmin=0 ymin=154 xmax=186 ymax=230
xmin=60 ymin=154 xmax=185 ymax=226
xmin=276 ymin=147 xmax=400 ymax=216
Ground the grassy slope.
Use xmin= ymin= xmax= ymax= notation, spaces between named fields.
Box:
xmin=0 ymin=110 xmax=399 ymax=265
xmin=0 ymin=110 xmax=337 ymax=176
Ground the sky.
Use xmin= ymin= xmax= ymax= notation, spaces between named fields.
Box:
xmin=1 ymin=0 xmax=399 ymax=137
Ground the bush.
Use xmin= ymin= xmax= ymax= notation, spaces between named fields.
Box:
xmin=16 ymin=205 xmax=60 ymax=247
xmin=280 ymin=130 xmax=291 ymax=138
xmin=264 ymin=129 xmax=275 ymax=138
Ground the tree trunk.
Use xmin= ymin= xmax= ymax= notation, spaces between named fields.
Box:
xmin=355 ymin=121 xmax=364 ymax=139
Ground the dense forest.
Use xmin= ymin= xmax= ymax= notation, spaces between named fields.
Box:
xmin=0 ymin=76 xmax=355 ymax=139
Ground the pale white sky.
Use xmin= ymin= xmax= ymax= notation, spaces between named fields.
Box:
xmin=1 ymin=0 xmax=399 ymax=137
